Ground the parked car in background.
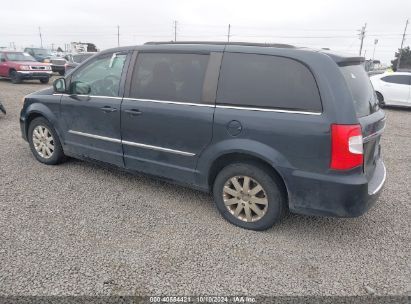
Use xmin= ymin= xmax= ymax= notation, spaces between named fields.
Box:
xmin=370 ymin=72 xmax=411 ymax=107
xmin=64 ymin=52 xmax=96 ymax=75
xmin=20 ymin=42 xmax=386 ymax=230
xmin=0 ymin=101 xmax=5 ymax=114
xmin=24 ymin=47 xmax=66 ymax=75
xmin=0 ymin=51 xmax=52 ymax=84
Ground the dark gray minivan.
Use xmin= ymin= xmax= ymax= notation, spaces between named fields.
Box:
xmin=20 ymin=42 xmax=386 ymax=230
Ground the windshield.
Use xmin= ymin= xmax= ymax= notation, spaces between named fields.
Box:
xmin=72 ymin=54 xmax=93 ymax=63
xmin=32 ymin=48 xmax=52 ymax=56
xmin=6 ymin=52 xmax=36 ymax=62
xmin=340 ymin=64 xmax=378 ymax=117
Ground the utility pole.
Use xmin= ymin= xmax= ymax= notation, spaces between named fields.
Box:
xmin=227 ymin=24 xmax=231 ymax=42
xmin=358 ymin=23 xmax=366 ymax=56
xmin=117 ymin=25 xmax=120 ymax=47
xmin=397 ymin=19 xmax=409 ymax=70
xmin=38 ymin=27 xmax=43 ymax=48
xmin=372 ymin=39 xmax=378 ymax=62
xmin=173 ymin=20 xmax=177 ymax=42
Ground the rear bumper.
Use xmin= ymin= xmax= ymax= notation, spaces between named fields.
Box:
xmin=287 ymin=159 xmax=386 ymax=217
xmin=17 ymin=71 xmax=52 ymax=79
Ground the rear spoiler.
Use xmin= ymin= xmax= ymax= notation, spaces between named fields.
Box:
xmin=319 ymin=50 xmax=365 ymax=66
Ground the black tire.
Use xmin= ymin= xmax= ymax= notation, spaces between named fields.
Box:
xmin=28 ymin=117 xmax=66 ymax=165
xmin=58 ymin=71 xmax=65 ymax=76
xmin=376 ymin=91 xmax=385 ymax=107
xmin=9 ymin=70 xmax=22 ymax=84
xmin=40 ymin=77 xmax=50 ymax=84
xmin=213 ymin=162 xmax=286 ymax=231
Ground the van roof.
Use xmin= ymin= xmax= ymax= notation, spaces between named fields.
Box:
xmin=102 ymin=41 xmax=365 ymax=65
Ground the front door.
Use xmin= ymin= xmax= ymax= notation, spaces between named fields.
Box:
xmin=60 ymin=52 xmax=129 ymax=167
xmin=121 ymin=52 xmax=218 ymax=184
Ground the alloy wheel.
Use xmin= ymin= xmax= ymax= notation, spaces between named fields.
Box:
xmin=32 ymin=125 xmax=55 ymax=159
xmin=223 ymin=175 xmax=268 ymax=222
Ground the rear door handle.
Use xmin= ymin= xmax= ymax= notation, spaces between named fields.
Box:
xmin=124 ymin=109 xmax=142 ymax=116
xmin=100 ymin=106 xmax=117 ymax=113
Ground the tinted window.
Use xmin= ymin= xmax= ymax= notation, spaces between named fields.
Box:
xmin=216 ymin=53 xmax=322 ymax=112
xmin=381 ymin=75 xmax=410 ymax=85
xmin=130 ymin=53 xmax=209 ymax=103
xmin=340 ymin=65 xmax=378 ymax=117
xmin=71 ymin=53 xmax=126 ymax=97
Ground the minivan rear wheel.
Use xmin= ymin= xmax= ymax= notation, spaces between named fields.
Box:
xmin=213 ymin=163 xmax=286 ymax=230
xmin=28 ymin=117 xmax=66 ymax=165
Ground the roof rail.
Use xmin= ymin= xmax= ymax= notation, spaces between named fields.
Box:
xmin=144 ymin=41 xmax=296 ymax=48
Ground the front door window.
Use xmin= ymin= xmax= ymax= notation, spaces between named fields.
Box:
xmin=70 ymin=53 xmax=126 ymax=97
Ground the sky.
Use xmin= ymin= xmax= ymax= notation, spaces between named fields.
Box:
xmin=1 ymin=0 xmax=410 ymax=65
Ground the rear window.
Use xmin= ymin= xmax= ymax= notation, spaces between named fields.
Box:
xmin=340 ymin=64 xmax=378 ymax=117
xmin=216 ymin=53 xmax=322 ymax=112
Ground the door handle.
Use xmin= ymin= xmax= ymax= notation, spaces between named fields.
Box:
xmin=124 ymin=109 xmax=142 ymax=116
xmin=100 ymin=106 xmax=118 ymax=113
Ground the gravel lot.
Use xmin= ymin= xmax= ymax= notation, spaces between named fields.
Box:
xmin=0 ymin=78 xmax=410 ymax=297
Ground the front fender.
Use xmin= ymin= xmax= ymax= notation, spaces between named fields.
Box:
xmin=21 ymin=100 xmax=63 ymax=143
xmin=195 ymin=138 xmax=293 ymax=189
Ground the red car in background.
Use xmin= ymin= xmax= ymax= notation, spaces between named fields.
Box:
xmin=0 ymin=51 xmax=52 ymax=84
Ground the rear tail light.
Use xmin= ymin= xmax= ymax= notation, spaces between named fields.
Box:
xmin=330 ymin=124 xmax=363 ymax=170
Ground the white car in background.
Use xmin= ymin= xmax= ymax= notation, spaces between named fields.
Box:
xmin=370 ymin=72 xmax=411 ymax=107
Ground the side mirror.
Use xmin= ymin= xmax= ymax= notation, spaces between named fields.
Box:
xmin=53 ymin=78 xmax=66 ymax=93
xmin=0 ymin=58 xmax=6 ymax=62
xmin=70 ymin=81 xmax=91 ymax=95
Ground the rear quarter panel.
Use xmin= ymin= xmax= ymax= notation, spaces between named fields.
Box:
xmin=196 ymin=109 xmax=331 ymax=189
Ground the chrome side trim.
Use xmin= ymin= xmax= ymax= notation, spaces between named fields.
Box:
xmin=68 ymin=130 xmax=195 ymax=156
xmin=370 ymin=162 xmax=386 ymax=195
xmin=216 ymin=105 xmax=322 ymax=115
xmin=122 ymin=140 xmax=195 ymax=156
xmin=123 ymin=97 xmax=214 ymax=108
xmin=90 ymin=95 xmax=122 ymax=100
xmin=57 ymin=95 xmax=319 ymax=115
xmin=58 ymin=94 xmax=214 ymax=107
xmin=68 ymin=130 xmax=121 ymax=143
xmin=57 ymin=94 xmax=123 ymax=99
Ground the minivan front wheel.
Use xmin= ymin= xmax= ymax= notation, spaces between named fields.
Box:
xmin=213 ymin=163 xmax=286 ymax=230
xmin=28 ymin=117 xmax=65 ymax=165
